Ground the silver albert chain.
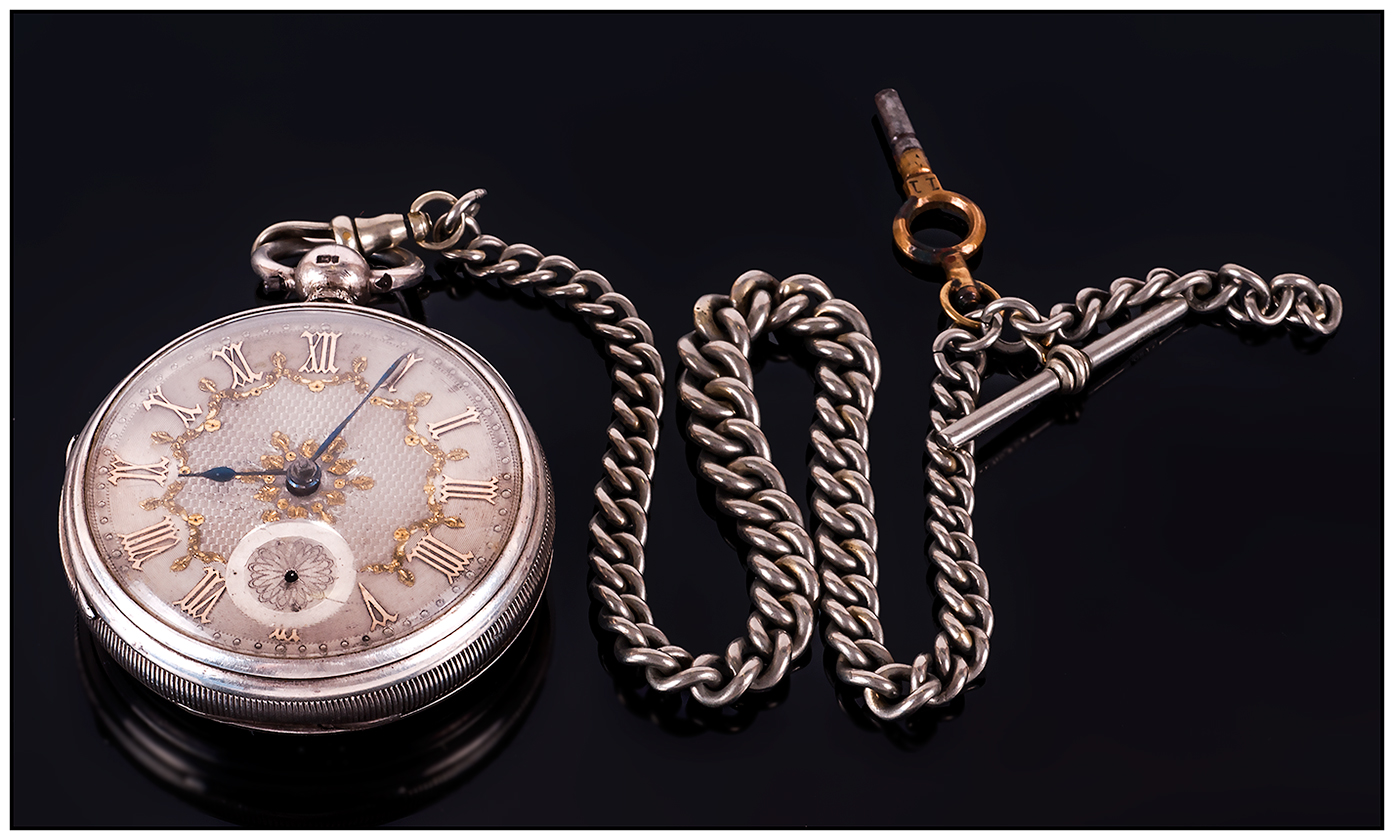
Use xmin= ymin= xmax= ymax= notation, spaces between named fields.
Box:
xmin=254 ymin=94 xmax=1342 ymax=725
xmin=584 ymin=89 xmax=1342 ymax=721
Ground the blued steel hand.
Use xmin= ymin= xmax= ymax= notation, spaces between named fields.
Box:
xmin=310 ymin=351 xmax=414 ymax=462
xmin=282 ymin=351 xmax=414 ymax=496
xmin=186 ymin=466 xmax=287 ymax=482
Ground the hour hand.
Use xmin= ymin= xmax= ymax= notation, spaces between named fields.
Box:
xmin=186 ymin=466 xmax=287 ymax=482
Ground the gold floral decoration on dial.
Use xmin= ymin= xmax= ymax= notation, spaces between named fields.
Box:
xmin=249 ymin=432 xmax=376 ymax=524
xmin=138 ymin=349 xmax=379 ymax=572
xmin=358 ymin=390 xmax=470 ymax=586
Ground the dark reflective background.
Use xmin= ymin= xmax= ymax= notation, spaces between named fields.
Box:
xmin=73 ymin=600 xmax=552 ymax=827
xmin=13 ymin=13 xmax=1380 ymax=827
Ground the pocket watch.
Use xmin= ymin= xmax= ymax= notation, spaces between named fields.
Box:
xmin=59 ymin=191 xmax=553 ymax=733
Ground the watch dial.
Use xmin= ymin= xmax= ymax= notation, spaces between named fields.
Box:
xmin=83 ymin=305 xmax=523 ymax=662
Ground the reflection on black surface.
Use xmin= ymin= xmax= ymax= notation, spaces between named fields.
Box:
xmin=75 ymin=601 xmax=552 ymax=827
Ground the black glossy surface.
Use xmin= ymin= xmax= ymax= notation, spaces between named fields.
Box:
xmin=12 ymin=12 xmax=1381 ymax=828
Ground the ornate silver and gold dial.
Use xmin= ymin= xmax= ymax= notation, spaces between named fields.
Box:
xmin=60 ymin=303 xmax=553 ymax=732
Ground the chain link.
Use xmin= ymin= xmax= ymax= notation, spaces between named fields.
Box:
xmin=435 ymin=231 xmax=810 ymax=707
xmin=962 ymin=264 xmax=1342 ymax=358
xmin=424 ymin=194 xmax=1341 ymax=721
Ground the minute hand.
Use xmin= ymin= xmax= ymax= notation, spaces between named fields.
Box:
xmin=310 ymin=351 xmax=413 ymax=462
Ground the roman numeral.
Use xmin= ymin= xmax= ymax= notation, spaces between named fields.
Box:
xmin=211 ymin=341 xmax=263 ymax=389
xmin=141 ymin=386 xmax=203 ymax=429
xmin=425 ymin=407 xmax=481 ymax=441
xmin=433 ymin=474 xmax=499 ymax=505
xmin=299 ymin=331 xmax=342 ymax=374
xmin=116 ymin=516 xmax=181 ymax=570
xmin=172 ymin=566 xmax=227 ymax=624
xmin=384 ymin=352 xmax=424 ymax=393
xmin=358 ymin=583 xmax=398 ymax=631
xmin=408 ymin=534 xmax=475 ymax=584
xmin=107 ymin=454 xmax=171 ymax=487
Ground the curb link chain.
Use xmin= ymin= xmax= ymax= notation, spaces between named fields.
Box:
xmin=419 ymin=193 xmax=1343 ymax=722
xmin=949 ymin=264 xmax=1343 ymax=361
xmin=684 ymin=272 xmax=986 ymax=719
xmin=435 ymin=235 xmax=822 ymax=707
xmin=434 ymin=214 xmax=973 ymax=718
